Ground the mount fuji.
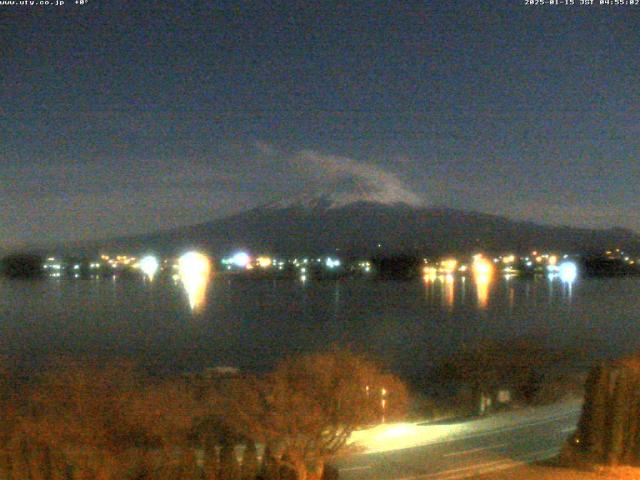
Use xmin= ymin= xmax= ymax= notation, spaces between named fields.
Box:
xmin=79 ymin=180 xmax=640 ymax=257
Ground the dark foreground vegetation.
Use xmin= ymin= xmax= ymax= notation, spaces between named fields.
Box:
xmin=0 ymin=254 xmax=43 ymax=278
xmin=419 ymin=339 xmax=586 ymax=419
xmin=0 ymin=333 xmax=590 ymax=480
xmin=0 ymin=350 xmax=408 ymax=480
xmin=565 ymin=353 xmax=640 ymax=467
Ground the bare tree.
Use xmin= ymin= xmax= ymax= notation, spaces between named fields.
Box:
xmin=19 ymin=358 xmax=203 ymax=480
xmin=2 ymin=350 xmax=408 ymax=480
xmin=125 ymin=376 xmax=205 ymax=480
xmin=240 ymin=439 xmax=258 ymax=480
xmin=20 ymin=358 xmax=145 ymax=479
xmin=206 ymin=349 xmax=409 ymax=480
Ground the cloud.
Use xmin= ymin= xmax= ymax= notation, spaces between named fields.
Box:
xmin=293 ymin=150 xmax=424 ymax=206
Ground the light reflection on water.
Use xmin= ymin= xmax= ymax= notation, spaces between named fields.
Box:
xmin=177 ymin=252 xmax=212 ymax=312
xmin=474 ymin=273 xmax=491 ymax=309
xmin=0 ymin=272 xmax=635 ymax=378
xmin=443 ymin=274 xmax=454 ymax=309
xmin=422 ymin=271 xmax=576 ymax=312
xmin=472 ymin=256 xmax=495 ymax=309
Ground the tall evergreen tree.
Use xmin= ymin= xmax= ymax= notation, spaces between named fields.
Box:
xmin=607 ymin=370 xmax=631 ymax=465
xmin=577 ymin=362 xmax=610 ymax=459
xmin=622 ymin=378 xmax=640 ymax=463
xmin=572 ymin=358 xmax=640 ymax=466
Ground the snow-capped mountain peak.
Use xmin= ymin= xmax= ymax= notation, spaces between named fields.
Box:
xmin=262 ymin=177 xmax=424 ymax=210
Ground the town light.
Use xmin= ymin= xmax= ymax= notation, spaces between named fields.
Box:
xmin=139 ymin=255 xmax=159 ymax=280
xmin=423 ymin=266 xmax=437 ymax=282
xmin=559 ymin=261 xmax=578 ymax=283
xmin=325 ymin=257 xmax=341 ymax=269
xmin=178 ymin=251 xmax=212 ymax=311
xmin=230 ymin=251 xmax=251 ymax=268
xmin=440 ymin=259 xmax=458 ymax=274
xmin=256 ymin=256 xmax=272 ymax=268
xmin=472 ymin=255 xmax=494 ymax=277
xmin=179 ymin=251 xmax=211 ymax=279
xmin=472 ymin=255 xmax=494 ymax=309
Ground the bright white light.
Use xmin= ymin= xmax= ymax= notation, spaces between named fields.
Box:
xmin=472 ymin=256 xmax=493 ymax=277
xmin=559 ymin=261 xmax=578 ymax=283
xmin=179 ymin=251 xmax=211 ymax=278
xmin=139 ymin=255 xmax=160 ymax=280
xmin=178 ymin=251 xmax=212 ymax=311
xmin=326 ymin=257 xmax=341 ymax=269
xmin=349 ymin=420 xmax=470 ymax=454
xmin=230 ymin=252 xmax=251 ymax=268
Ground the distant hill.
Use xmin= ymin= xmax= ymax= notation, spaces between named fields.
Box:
xmin=62 ymin=195 xmax=640 ymax=257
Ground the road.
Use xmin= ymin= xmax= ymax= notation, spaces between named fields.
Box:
xmin=332 ymin=401 xmax=582 ymax=480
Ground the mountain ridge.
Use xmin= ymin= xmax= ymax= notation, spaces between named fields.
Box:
xmin=51 ymin=199 xmax=640 ymax=258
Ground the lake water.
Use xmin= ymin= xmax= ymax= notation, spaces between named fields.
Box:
xmin=2 ymin=273 xmax=640 ymax=380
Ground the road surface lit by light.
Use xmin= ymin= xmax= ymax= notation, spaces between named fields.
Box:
xmin=338 ymin=401 xmax=582 ymax=480
xmin=178 ymin=251 xmax=212 ymax=312
xmin=347 ymin=400 xmax=581 ymax=455
xmin=348 ymin=421 xmax=472 ymax=454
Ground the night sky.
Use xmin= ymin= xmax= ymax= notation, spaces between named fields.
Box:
xmin=2 ymin=1 xmax=639 ymax=249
